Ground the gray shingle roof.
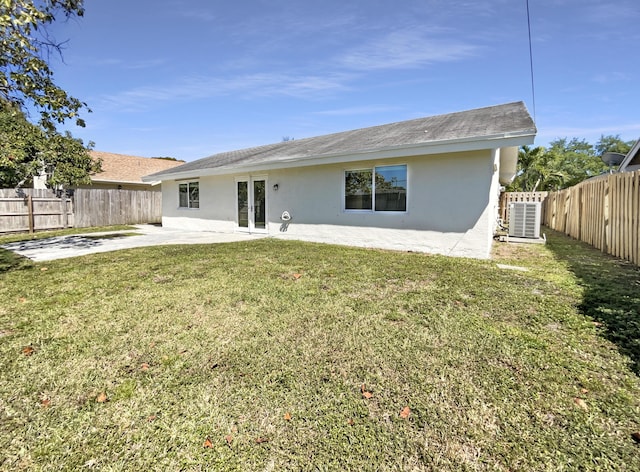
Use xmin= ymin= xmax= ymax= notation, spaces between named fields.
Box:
xmin=619 ymin=138 xmax=640 ymax=172
xmin=147 ymin=101 xmax=535 ymax=179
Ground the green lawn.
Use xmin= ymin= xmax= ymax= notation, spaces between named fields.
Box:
xmin=1 ymin=230 xmax=639 ymax=470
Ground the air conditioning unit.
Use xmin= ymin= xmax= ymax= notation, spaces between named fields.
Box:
xmin=508 ymin=202 xmax=541 ymax=238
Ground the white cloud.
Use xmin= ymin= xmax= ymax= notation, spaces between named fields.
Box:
xmin=582 ymin=1 xmax=640 ymax=23
xmin=338 ymin=30 xmax=480 ymax=71
xmin=178 ymin=9 xmax=217 ymax=22
xmin=97 ymin=72 xmax=353 ymax=111
xmin=536 ymin=122 xmax=640 ymax=145
xmin=92 ymin=58 xmax=168 ymax=70
xmin=592 ymin=71 xmax=630 ymax=84
xmin=314 ymin=105 xmax=402 ymax=116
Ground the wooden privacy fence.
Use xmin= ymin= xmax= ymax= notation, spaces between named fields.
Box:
xmin=0 ymin=188 xmax=162 ymax=233
xmin=73 ymin=189 xmax=162 ymax=228
xmin=499 ymin=191 xmax=549 ymax=223
xmin=0 ymin=189 xmax=73 ymax=233
xmin=542 ymin=171 xmax=640 ymax=266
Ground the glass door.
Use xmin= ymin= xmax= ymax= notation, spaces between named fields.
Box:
xmin=253 ymin=179 xmax=266 ymax=230
xmin=236 ymin=177 xmax=267 ymax=233
xmin=237 ymin=181 xmax=249 ymax=230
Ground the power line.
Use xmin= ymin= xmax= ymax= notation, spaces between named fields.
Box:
xmin=526 ymin=0 xmax=536 ymax=122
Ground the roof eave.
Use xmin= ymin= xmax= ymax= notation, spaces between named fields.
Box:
xmin=91 ymin=178 xmax=156 ymax=185
xmin=142 ymin=131 xmax=536 ymax=181
xmin=618 ymin=138 xmax=640 ymax=171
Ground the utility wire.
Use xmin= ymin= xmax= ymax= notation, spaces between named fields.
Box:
xmin=526 ymin=0 xmax=537 ymax=122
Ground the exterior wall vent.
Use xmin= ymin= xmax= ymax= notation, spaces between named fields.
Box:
xmin=508 ymin=202 xmax=541 ymax=238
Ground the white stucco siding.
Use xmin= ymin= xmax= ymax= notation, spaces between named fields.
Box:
xmin=161 ymin=175 xmax=237 ymax=232
xmin=160 ymin=150 xmax=499 ymax=258
xmin=266 ymin=151 xmax=496 ymax=257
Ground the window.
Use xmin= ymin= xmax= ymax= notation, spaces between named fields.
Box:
xmin=345 ymin=165 xmax=406 ymax=212
xmin=178 ymin=181 xmax=199 ymax=208
xmin=375 ymin=165 xmax=407 ymax=211
xmin=345 ymin=169 xmax=373 ymax=210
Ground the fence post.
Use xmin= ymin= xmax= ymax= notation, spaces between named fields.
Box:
xmin=604 ymin=177 xmax=610 ymax=253
xmin=27 ymin=194 xmax=34 ymax=234
xmin=60 ymin=196 xmax=67 ymax=229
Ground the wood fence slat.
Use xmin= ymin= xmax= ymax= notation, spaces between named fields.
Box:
xmin=1 ymin=188 xmax=162 ymax=234
xmin=538 ymin=170 xmax=640 ymax=267
xmin=500 ymin=191 xmax=549 ymax=223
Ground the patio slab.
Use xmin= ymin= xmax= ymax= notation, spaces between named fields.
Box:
xmin=1 ymin=225 xmax=267 ymax=262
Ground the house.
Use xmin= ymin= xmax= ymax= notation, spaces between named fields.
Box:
xmin=82 ymin=151 xmax=184 ymax=190
xmin=143 ymin=102 xmax=536 ymax=259
xmin=618 ymin=139 xmax=640 ymax=173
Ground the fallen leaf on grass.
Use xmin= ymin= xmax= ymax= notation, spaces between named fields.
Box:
xmin=22 ymin=346 xmax=35 ymax=356
xmin=573 ymin=398 xmax=588 ymax=410
xmin=283 ymin=412 xmax=292 ymax=421
xmin=96 ymin=392 xmax=108 ymax=403
xmin=147 ymin=415 xmax=157 ymax=422
xmin=203 ymin=437 xmax=214 ymax=448
xmin=41 ymin=398 xmax=51 ymax=408
xmin=400 ymin=406 xmax=411 ymax=419
xmin=225 ymin=435 xmax=233 ymax=445
xmin=18 ymin=297 xmax=26 ymax=303
xmin=255 ymin=437 xmax=270 ymax=444
xmin=347 ymin=418 xmax=355 ymax=426
xmin=361 ymin=384 xmax=373 ymax=399
xmin=140 ymin=363 xmax=150 ymax=371
xmin=292 ymin=273 xmax=303 ymax=280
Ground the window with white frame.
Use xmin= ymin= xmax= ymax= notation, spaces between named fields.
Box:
xmin=178 ymin=181 xmax=199 ymax=208
xmin=345 ymin=165 xmax=406 ymax=212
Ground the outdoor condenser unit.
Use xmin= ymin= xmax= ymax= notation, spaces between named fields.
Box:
xmin=508 ymin=202 xmax=541 ymax=239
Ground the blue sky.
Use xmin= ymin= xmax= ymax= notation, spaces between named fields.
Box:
xmin=48 ymin=0 xmax=640 ymax=161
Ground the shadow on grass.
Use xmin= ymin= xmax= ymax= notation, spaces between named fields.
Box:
xmin=0 ymin=248 xmax=33 ymax=273
xmin=544 ymin=228 xmax=640 ymax=374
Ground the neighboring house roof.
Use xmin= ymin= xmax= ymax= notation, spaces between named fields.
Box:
xmin=144 ymin=102 xmax=536 ymax=181
xmin=91 ymin=151 xmax=184 ymax=185
xmin=618 ymin=138 xmax=640 ymax=173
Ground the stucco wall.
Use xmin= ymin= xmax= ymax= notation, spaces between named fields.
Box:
xmin=161 ymin=150 xmax=499 ymax=258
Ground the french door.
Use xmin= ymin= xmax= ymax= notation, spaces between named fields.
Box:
xmin=236 ymin=177 xmax=267 ymax=233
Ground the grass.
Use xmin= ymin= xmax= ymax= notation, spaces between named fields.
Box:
xmin=1 ymin=230 xmax=639 ymax=470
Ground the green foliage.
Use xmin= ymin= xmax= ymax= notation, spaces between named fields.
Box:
xmin=0 ymin=103 xmax=99 ymax=188
xmin=508 ymin=135 xmax=635 ymax=192
xmin=0 ymin=1 xmax=97 ymax=188
xmin=509 ymin=145 xmax=550 ymax=192
xmin=0 ymin=0 xmax=88 ymax=131
xmin=594 ymin=134 xmax=634 ymax=156
xmin=546 ymin=137 xmax=605 ymax=188
xmin=151 ymin=156 xmax=182 ymax=162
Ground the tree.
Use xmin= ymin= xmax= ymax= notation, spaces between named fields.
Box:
xmin=0 ymin=102 xmax=99 ymax=188
xmin=544 ymin=137 xmax=607 ymax=189
xmin=594 ymin=134 xmax=634 ymax=156
xmin=1 ymin=0 xmax=88 ymax=131
xmin=509 ymin=145 xmax=548 ymax=192
xmin=1 ymin=1 xmax=98 ymax=188
xmin=508 ymin=136 xmax=628 ymax=192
